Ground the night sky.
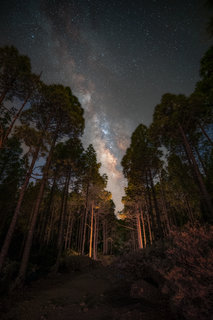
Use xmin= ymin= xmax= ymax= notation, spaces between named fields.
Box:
xmin=0 ymin=0 xmax=211 ymax=212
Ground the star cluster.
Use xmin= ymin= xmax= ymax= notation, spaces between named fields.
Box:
xmin=0 ymin=0 xmax=211 ymax=212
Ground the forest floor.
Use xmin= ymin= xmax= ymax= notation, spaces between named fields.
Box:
xmin=0 ymin=259 xmax=175 ymax=320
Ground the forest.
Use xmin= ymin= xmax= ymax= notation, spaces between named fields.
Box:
xmin=0 ymin=34 xmax=213 ymax=320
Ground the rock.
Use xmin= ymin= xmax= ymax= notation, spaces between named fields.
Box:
xmin=130 ymin=279 xmax=160 ymax=303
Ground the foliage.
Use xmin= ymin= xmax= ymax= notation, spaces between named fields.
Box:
xmin=164 ymin=225 xmax=213 ymax=320
xmin=113 ymin=224 xmax=213 ymax=320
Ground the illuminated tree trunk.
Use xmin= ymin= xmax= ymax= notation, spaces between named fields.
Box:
xmin=136 ymin=214 xmax=143 ymax=249
xmin=78 ymin=214 xmax=84 ymax=253
xmin=89 ymin=201 xmax=94 ymax=258
xmin=93 ymin=210 xmax=97 ymax=260
xmin=140 ymin=207 xmax=146 ymax=248
xmin=81 ymin=183 xmax=89 ymax=255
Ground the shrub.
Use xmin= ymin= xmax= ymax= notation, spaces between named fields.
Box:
xmin=112 ymin=224 xmax=213 ymax=320
xmin=163 ymin=224 xmax=213 ymax=320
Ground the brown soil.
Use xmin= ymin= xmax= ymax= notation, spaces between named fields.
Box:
xmin=0 ymin=265 xmax=175 ymax=320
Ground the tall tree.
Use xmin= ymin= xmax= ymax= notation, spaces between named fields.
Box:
xmin=152 ymin=93 xmax=213 ymax=220
xmin=14 ymin=84 xmax=84 ymax=286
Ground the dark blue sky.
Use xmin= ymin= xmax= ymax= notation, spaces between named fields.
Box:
xmin=0 ymin=0 xmax=212 ymax=211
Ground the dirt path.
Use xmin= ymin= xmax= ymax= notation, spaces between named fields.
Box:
xmin=0 ymin=266 xmax=174 ymax=320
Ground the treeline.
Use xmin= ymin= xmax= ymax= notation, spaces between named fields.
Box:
xmin=0 ymin=46 xmax=117 ymax=288
xmin=121 ymin=46 xmax=213 ymax=250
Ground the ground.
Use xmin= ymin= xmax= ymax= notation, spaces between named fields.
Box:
xmin=0 ymin=262 xmax=175 ymax=320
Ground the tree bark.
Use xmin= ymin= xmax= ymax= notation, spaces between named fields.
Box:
xmin=193 ymin=144 xmax=207 ymax=176
xmin=78 ymin=214 xmax=84 ymax=253
xmin=81 ymin=183 xmax=89 ymax=255
xmin=89 ymin=201 xmax=94 ymax=258
xmin=179 ymin=124 xmax=213 ymax=219
xmin=54 ymin=167 xmax=71 ymax=272
xmin=46 ymin=206 xmax=55 ymax=245
xmin=148 ymin=169 xmax=163 ymax=239
xmin=145 ymin=175 xmax=156 ymax=239
xmin=146 ymin=211 xmax=152 ymax=245
xmin=159 ymin=180 xmax=170 ymax=235
xmin=0 ymin=88 xmax=9 ymax=106
xmin=67 ymin=216 xmax=74 ymax=250
xmin=184 ymin=194 xmax=194 ymax=222
xmin=140 ymin=207 xmax=146 ymax=248
xmin=65 ymin=208 xmax=72 ymax=250
xmin=1 ymin=93 xmax=31 ymax=148
xmin=198 ymin=121 xmax=213 ymax=146
xmin=93 ymin=209 xmax=97 ymax=260
xmin=136 ymin=214 xmax=143 ymax=249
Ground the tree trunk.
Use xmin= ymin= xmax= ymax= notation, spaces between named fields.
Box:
xmin=146 ymin=212 xmax=152 ymax=245
xmin=89 ymin=201 xmax=94 ymax=258
xmin=81 ymin=183 xmax=89 ymax=255
xmin=182 ymin=193 xmax=194 ymax=223
xmin=179 ymin=124 xmax=213 ymax=219
xmin=103 ymin=220 xmax=108 ymax=255
xmin=0 ymin=88 xmax=9 ymax=106
xmin=198 ymin=121 xmax=213 ymax=146
xmin=102 ymin=221 xmax=105 ymax=254
xmin=43 ymin=173 xmax=58 ymax=245
xmin=140 ymin=207 xmax=146 ymax=248
xmin=105 ymin=222 xmax=108 ymax=254
xmin=136 ymin=214 xmax=143 ymax=249
xmin=46 ymin=206 xmax=55 ymax=245
xmin=148 ymin=169 xmax=163 ymax=239
xmin=193 ymin=144 xmax=207 ymax=176
xmin=65 ymin=208 xmax=72 ymax=250
xmin=93 ymin=210 xmax=97 ymax=260
xmin=67 ymin=216 xmax=74 ymax=250
xmin=145 ymin=175 xmax=156 ymax=239
xmin=78 ymin=214 xmax=84 ymax=253
xmin=0 ymin=145 xmax=40 ymax=272
xmin=54 ymin=168 xmax=71 ymax=273
xmin=159 ymin=180 xmax=170 ymax=235
xmin=2 ymin=93 xmax=31 ymax=148
xmin=131 ymin=229 xmax=136 ymax=251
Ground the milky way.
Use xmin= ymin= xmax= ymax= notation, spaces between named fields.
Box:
xmin=0 ymin=0 xmax=211 ymax=212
